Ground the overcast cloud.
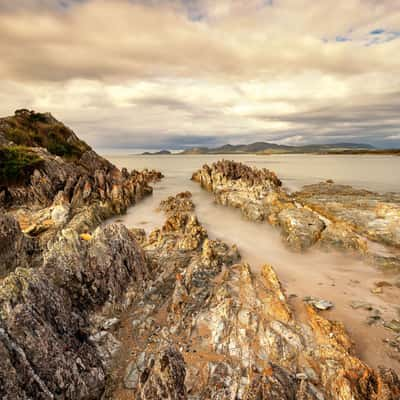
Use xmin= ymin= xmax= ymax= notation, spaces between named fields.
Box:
xmin=0 ymin=0 xmax=399 ymax=149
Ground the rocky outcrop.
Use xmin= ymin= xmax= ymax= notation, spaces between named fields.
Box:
xmin=278 ymin=208 xmax=326 ymax=251
xmin=294 ymin=182 xmax=400 ymax=249
xmin=0 ymin=110 xmax=162 ymax=226
xmin=192 ymin=160 xmax=400 ymax=269
xmin=110 ymin=192 xmax=400 ymax=399
xmin=0 ymin=110 xmax=162 ymax=275
xmin=0 ymin=223 xmax=147 ymax=399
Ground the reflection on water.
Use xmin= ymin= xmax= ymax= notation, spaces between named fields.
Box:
xmin=106 ymin=153 xmax=400 ymax=373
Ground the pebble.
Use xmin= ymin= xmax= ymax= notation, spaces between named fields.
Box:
xmin=383 ymin=320 xmax=400 ymax=333
xmin=102 ymin=317 xmax=120 ymax=330
xmin=350 ymin=301 xmax=373 ymax=311
xmin=304 ymin=296 xmax=334 ymax=311
xmin=375 ymin=281 xmax=393 ymax=288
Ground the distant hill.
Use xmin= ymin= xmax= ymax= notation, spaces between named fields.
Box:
xmin=141 ymin=150 xmax=171 ymax=155
xmin=180 ymin=142 xmax=376 ymax=155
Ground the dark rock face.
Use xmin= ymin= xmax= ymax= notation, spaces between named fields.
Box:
xmin=110 ymin=193 xmax=400 ymax=399
xmin=192 ymin=160 xmax=400 ymax=269
xmin=0 ymin=223 xmax=147 ymax=399
xmin=0 ymin=213 xmax=37 ymax=277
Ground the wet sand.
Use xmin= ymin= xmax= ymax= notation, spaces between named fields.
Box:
xmin=107 ymin=155 xmax=400 ymax=374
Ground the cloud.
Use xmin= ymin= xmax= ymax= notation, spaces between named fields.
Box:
xmin=0 ymin=0 xmax=399 ymax=148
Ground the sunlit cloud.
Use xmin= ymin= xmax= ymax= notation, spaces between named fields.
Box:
xmin=0 ymin=0 xmax=399 ymax=149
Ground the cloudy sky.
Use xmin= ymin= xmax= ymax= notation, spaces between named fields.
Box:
xmin=0 ymin=0 xmax=399 ymax=149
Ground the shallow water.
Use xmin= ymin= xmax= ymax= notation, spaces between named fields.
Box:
xmin=106 ymin=153 xmax=400 ymax=373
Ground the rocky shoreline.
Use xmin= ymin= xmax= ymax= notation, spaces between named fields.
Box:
xmin=0 ymin=110 xmax=162 ymax=277
xmin=0 ymin=112 xmax=400 ymax=398
xmin=192 ymin=160 xmax=400 ymax=270
xmin=107 ymin=192 xmax=400 ymax=399
xmin=0 ymin=110 xmax=162 ymax=398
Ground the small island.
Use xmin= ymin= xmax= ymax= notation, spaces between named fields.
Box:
xmin=141 ymin=149 xmax=171 ymax=155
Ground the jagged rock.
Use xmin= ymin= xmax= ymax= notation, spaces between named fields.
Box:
xmin=0 ymin=223 xmax=148 ymax=399
xmin=112 ymin=192 xmax=400 ymax=399
xmin=294 ymin=182 xmax=400 ymax=249
xmin=159 ymin=191 xmax=194 ymax=214
xmin=278 ymin=208 xmax=326 ymax=251
xmin=0 ymin=109 xmax=162 ymax=219
xmin=192 ymin=160 xmax=400 ymax=268
xmin=0 ymin=110 xmax=162 ymax=278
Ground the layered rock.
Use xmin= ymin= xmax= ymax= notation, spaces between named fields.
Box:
xmin=294 ymin=182 xmax=400 ymax=249
xmin=0 ymin=110 xmax=162 ymax=274
xmin=0 ymin=223 xmax=147 ymax=399
xmin=192 ymin=160 xmax=400 ymax=269
xmin=110 ymin=192 xmax=400 ymax=399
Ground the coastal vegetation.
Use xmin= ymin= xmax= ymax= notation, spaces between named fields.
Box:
xmin=1 ymin=109 xmax=90 ymax=159
xmin=0 ymin=145 xmax=43 ymax=185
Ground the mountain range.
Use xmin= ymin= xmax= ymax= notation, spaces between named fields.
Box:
xmin=179 ymin=141 xmax=376 ymax=154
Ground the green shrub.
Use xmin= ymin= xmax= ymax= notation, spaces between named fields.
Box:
xmin=3 ymin=112 xmax=90 ymax=160
xmin=0 ymin=146 xmax=44 ymax=185
xmin=4 ymin=127 xmax=33 ymax=146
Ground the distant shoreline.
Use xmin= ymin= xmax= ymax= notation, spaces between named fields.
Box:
xmin=133 ymin=141 xmax=399 ymax=156
xmin=136 ymin=149 xmax=400 ymax=156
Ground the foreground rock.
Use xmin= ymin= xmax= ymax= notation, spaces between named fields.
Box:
xmin=294 ymin=182 xmax=400 ymax=249
xmin=0 ymin=109 xmax=162 ymax=274
xmin=0 ymin=223 xmax=147 ymax=399
xmin=109 ymin=192 xmax=400 ymax=399
xmin=192 ymin=160 xmax=400 ymax=269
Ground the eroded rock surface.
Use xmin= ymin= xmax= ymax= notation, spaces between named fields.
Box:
xmin=192 ymin=160 xmax=400 ymax=269
xmin=110 ymin=192 xmax=400 ymax=399
xmin=295 ymin=182 xmax=400 ymax=249
xmin=0 ymin=110 xmax=162 ymax=275
xmin=0 ymin=110 xmax=164 ymax=398
xmin=0 ymin=223 xmax=147 ymax=399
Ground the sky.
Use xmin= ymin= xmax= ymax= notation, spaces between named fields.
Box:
xmin=0 ymin=0 xmax=399 ymax=150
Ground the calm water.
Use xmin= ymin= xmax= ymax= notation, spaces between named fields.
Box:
xmin=105 ymin=153 xmax=400 ymax=372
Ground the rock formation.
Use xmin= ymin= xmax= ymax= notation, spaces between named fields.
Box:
xmin=0 ymin=223 xmax=148 ymax=399
xmin=1 ymin=112 xmax=399 ymax=399
xmin=0 ymin=110 xmax=162 ymax=273
xmin=108 ymin=192 xmax=400 ymax=399
xmin=192 ymin=160 xmax=400 ymax=269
